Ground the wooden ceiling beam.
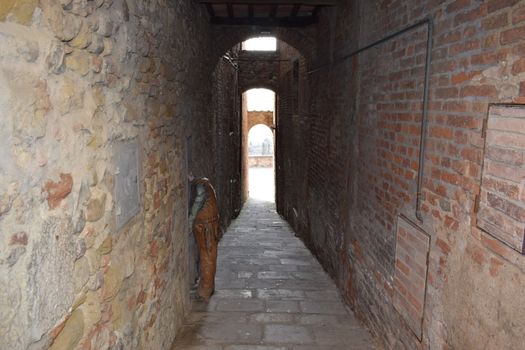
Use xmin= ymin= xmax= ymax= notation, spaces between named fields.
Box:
xmin=269 ymin=4 xmax=278 ymax=17
xmin=290 ymin=4 xmax=301 ymax=17
xmin=210 ymin=16 xmax=316 ymax=27
xmin=198 ymin=0 xmax=338 ymax=6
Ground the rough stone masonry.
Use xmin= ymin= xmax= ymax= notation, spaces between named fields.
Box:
xmin=0 ymin=0 xmax=234 ymax=349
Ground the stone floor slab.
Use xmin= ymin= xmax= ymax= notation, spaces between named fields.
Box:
xmin=172 ymin=199 xmax=376 ymax=350
xmin=264 ymin=325 xmax=314 ymax=345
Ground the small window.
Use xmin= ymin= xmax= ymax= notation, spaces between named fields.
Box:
xmin=242 ymin=37 xmax=277 ymax=51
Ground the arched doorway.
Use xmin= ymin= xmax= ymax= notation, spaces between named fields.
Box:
xmin=248 ymin=124 xmax=275 ymax=201
xmin=210 ymin=34 xmax=306 ymax=215
xmin=241 ymin=88 xmax=276 ymax=202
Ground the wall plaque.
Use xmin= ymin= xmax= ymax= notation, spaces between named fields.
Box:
xmin=114 ymin=139 xmax=140 ymax=230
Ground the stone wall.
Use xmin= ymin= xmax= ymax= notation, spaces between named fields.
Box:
xmin=248 ymin=156 xmax=274 ymax=168
xmin=277 ymin=0 xmax=525 ymax=349
xmin=0 ymin=1 xmax=235 ymax=349
xmin=238 ymin=50 xmax=280 ymax=92
xmin=247 ymin=111 xmax=274 ymax=130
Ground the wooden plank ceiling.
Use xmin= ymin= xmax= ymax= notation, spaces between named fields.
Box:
xmin=197 ymin=0 xmax=338 ymax=27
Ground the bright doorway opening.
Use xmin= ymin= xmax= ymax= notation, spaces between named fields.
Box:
xmin=242 ymin=88 xmax=275 ymax=202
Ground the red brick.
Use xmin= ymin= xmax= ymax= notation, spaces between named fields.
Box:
xmin=436 ymin=30 xmax=462 ymax=45
xmin=512 ymin=58 xmax=525 ymax=74
xmin=405 ymin=255 xmax=428 ymax=278
xmin=467 ymin=244 xmax=488 ymax=265
xmin=430 ymin=126 xmax=454 ymax=139
xmin=442 ymin=101 xmax=467 ymax=112
xmin=451 ymin=70 xmax=481 ymax=84
xmin=460 ymin=85 xmax=498 ymax=98
xmin=489 ymin=257 xmax=504 ymax=277
xmin=513 ymin=5 xmax=525 ymax=24
xmin=485 ymin=159 xmax=525 ymax=183
xmin=482 ymin=177 xmax=521 ymax=200
xmin=487 ymin=130 xmax=525 ymax=149
xmin=435 ymin=87 xmax=459 ymax=99
xmin=486 ymin=146 xmax=524 ymax=166
xmin=501 ymin=25 xmax=525 ymax=45
xmin=480 ymin=232 xmax=514 ymax=259
xmin=433 ymin=60 xmax=458 ymax=74
xmin=396 ymin=258 xmax=410 ymax=276
xmin=394 ymin=276 xmax=407 ymax=296
xmin=446 ymin=0 xmax=471 ymax=14
xmin=450 ymin=39 xmax=480 ymax=55
xmin=406 ymin=290 xmax=424 ymax=312
xmin=486 ymin=192 xmax=525 ymax=221
xmin=471 ymin=51 xmax=504 ymax=65
xmin=454 ymin=7 xmax=487 ymax=27
xmin=42 ymin=173 xmax=73 ymax=209
xmin=487 ymin=0 xmax=520 ymax=13
xmin=436 ymin=238 xmax=451 ymax=255
xmin=464 ymin=25 xmax=477 ymax=38
xmin=441 ymin=171 xmax=461 ymax=185
xmin=482 ymin=12 xmax=509 ymax=30
xmin=447 ymin=115 xmax=481 ymax=129
xmin=482 ymin=33 xmax=500 ymax=49
xmin=488 ymin=116 xmax=525 ymax=133
xmin=444 ymin=216 xmax=460 ymax=231
xmin=477 ymin=206 xmax=525 ymax=249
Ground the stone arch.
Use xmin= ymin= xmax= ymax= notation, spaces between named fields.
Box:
xmin=211 ymin=25 xmax=316 ymax=64
xmin=242 ymin=82 xmax=278 ymax=95
xmin=247 ymin=111 xmax=274 ymax=131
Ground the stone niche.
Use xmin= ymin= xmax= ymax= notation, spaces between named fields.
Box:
xmin=477 ymin=104 xmax=525 ymax=254
xmin=114 ymin=139 xmax=140 ymax=230
xmin=393 ymin=215 xmax=430 ymax=341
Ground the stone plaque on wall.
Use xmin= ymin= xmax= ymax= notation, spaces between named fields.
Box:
xmin=477 ymin=105 xmax=525 ymax=254
xmin=114 ymin=139 xmax=140 ymax=230
xmin=393 ymin=216 xmax=430 ymax=341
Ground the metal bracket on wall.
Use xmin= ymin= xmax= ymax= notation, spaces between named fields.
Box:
xmin=307 ymin=16 xmax=435 ymax=222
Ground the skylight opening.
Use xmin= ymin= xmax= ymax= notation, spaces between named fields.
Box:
xmin=242 ymin=37 xmax=277 ymax=51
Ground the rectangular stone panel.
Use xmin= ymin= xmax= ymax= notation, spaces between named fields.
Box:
xmin=477 ymin=105 xmax=525 ymax=253
xmin=393 ymin=215 xmax=430 ymax=341
xmin=114 ymin=139 xmax=140 ymax=230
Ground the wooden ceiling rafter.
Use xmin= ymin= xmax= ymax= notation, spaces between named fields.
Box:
xmin=197 ymin=0 xmax=337 ymax=27
xmin=197 ymin=0 xmax=337 ymax=5
xmin=269 ymin=4 xmax=278 ymax=17
xmin=290 ymin=4 xmax=301 ymax=17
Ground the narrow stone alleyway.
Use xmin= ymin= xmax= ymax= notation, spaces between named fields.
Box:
xmin=172 ymin=199 xmax=376 ymax=349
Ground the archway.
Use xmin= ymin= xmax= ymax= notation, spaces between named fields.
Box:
xmin=210 ymin=34 xmax=307 ymax=217
xmin=241 ymin=88 xmax=276 ymax=202
xmin=247 ymin=124 xmax=275 ymax=201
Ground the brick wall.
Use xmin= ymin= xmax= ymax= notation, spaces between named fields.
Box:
xmin=277 ymin=0 xmax=525 ymax=349
xmin=211 ymin=53 xmax=242 ymax=227
xmin=238 ymin=50 xmax=280 ymax=92
xmin=247 ymin=111 xmax=274 ymax=130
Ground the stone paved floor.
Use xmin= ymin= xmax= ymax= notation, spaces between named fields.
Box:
xmin=172 ymin=199 xmax=376 ymax=350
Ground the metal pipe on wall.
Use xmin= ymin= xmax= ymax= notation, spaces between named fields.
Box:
xmin=307 ymin=16 xmax=434 ymax=222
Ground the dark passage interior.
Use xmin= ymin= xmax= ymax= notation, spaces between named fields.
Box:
xmin=1 ymin=0 xmax=525 ymax=349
